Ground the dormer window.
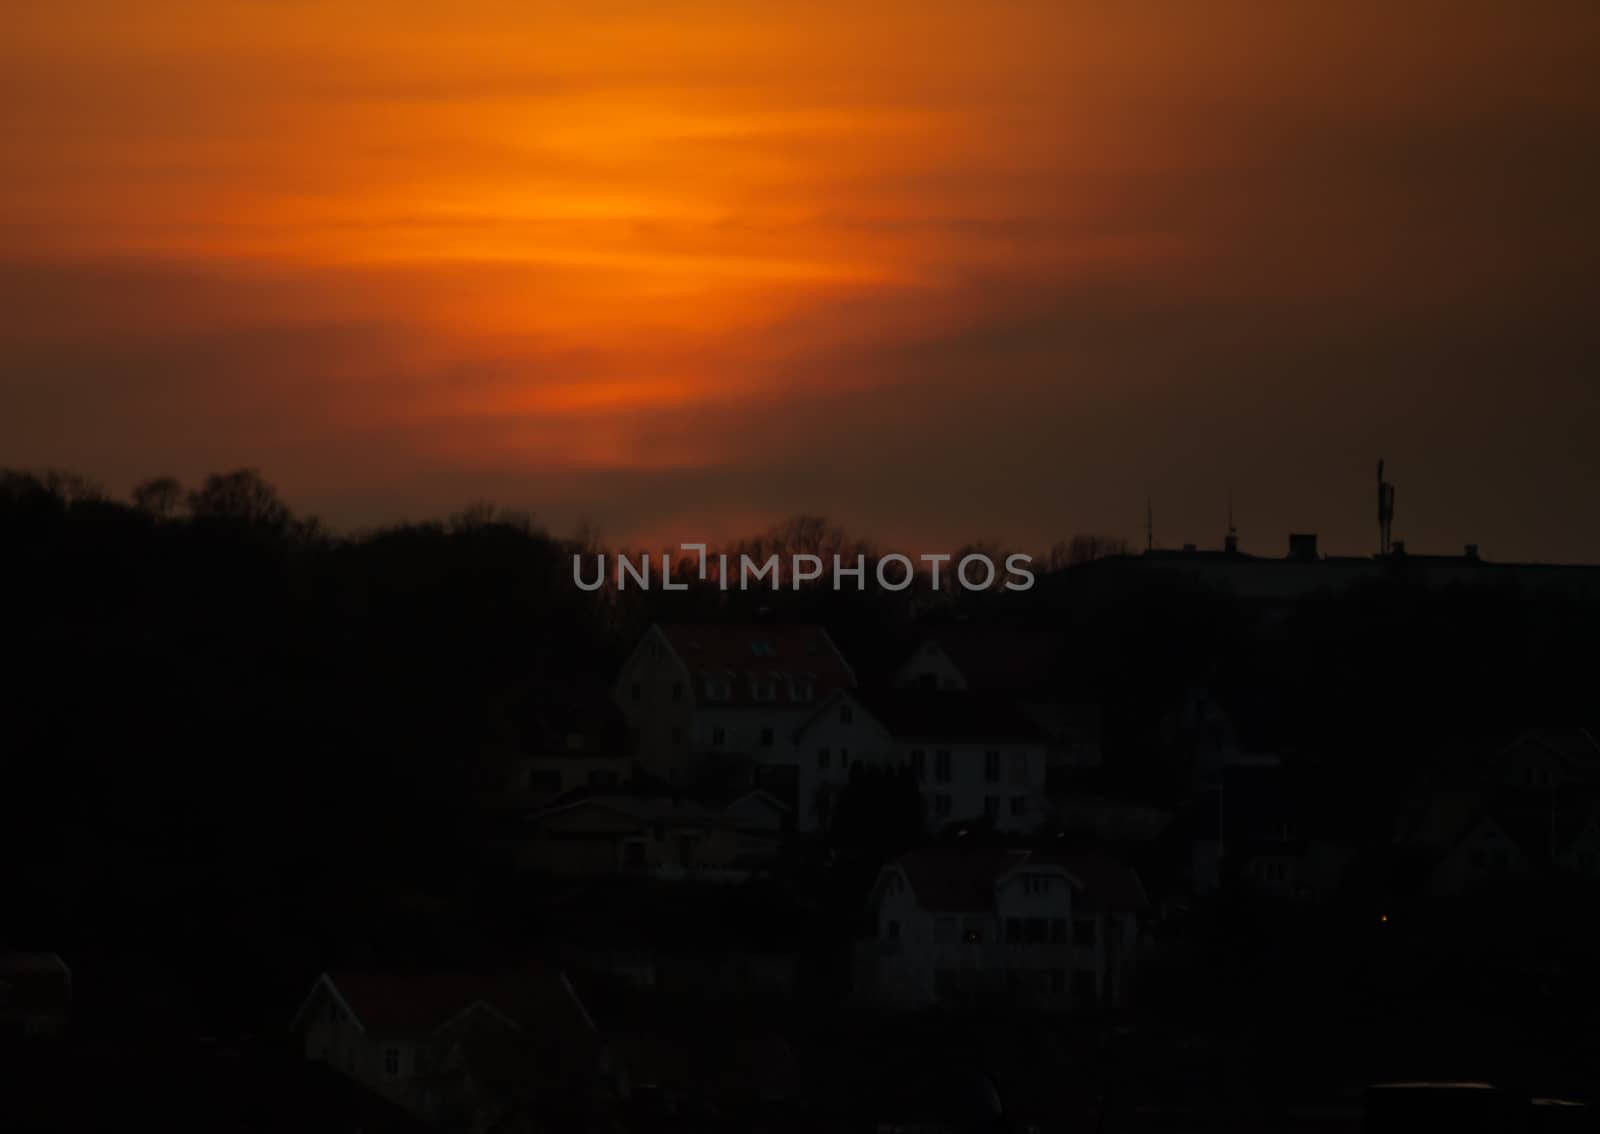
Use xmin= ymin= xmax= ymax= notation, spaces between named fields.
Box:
xmin=792 ymin=675 xmax=815 ymax=702
xmin=1023 ymin=875 xmax=1049 ymax=896
xmin=705 ymin=674 xmax=732 ymax=701
xmin=751 ymin=675 xmax=776 ymax=702
xmin=750 ymin=639 xmax=776 ymax=658
xmin=565 ymin=732 xmax=584 ymax=751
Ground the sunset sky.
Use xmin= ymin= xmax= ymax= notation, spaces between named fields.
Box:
xmin=4 ymin=1 xmax=1598 ymax=559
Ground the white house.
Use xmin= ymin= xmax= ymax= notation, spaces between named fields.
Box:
xmin=786 ymin=689 xmax=1051 ymax=834
xmin=892 ymin=628 xmax=1102 ymax=782
xmin=857 ymin=846 xmax=1145 ymax=1011
xmin=292 ymin=967 xmax=600 ymax=1127
xmin=614 ymin=623 xmax=856 ymax=785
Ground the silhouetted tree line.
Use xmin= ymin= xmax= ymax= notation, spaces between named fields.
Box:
xmin=3 ymin=466 xmax=1597 ymax=1040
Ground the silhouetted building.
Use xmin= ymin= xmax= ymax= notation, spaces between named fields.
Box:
xmin=857 ymin=846 xmax=1145 ymax=1011
xmin=615 ymin=623 xmax=855 ymax=782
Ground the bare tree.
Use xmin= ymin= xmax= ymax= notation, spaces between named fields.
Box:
xmin=132 ymin=476 xmax=184 ymax=519
xmin=187 ymin=468 xmax=291 ymax=529
xmin=1067 ymin=533 xmax=1132 ymax=565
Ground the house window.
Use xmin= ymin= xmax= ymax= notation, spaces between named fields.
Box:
xmin=1023 ymin=918 xmax=1047 ymax=944
xmin=911 ymin=750 xmax=926 ymax=782
xmin=793 ymin=677 xmax=815 ymax=701
xmin=1049 ymin=919 xmax=1067 ymax=944
xmin=934 ymin=794 xmax=952 ymax=818
xmin=1023 ymin=875 xmax=1048 ymax=896
xmin=671 ymin=682 xmax=683 ymax=702
xmin=384 ymin=1047 xmax=401 ymax=1077
xmin=752 ymin=678 xmax=775 ymax=701
xmin=935 ymin=751 xmax=951 ymax=783
xmin=751 ymin=640 xmax=776 ymax=657
xmin=819 ymin=749 xmax=831 ymax=770
xmin=1009 ymin=796 xmax=1025 ymax=817
xmin=885 ymin=920 xmax=901 ymax=941
xmin=705 ymin=676 xmax=731 ymax=701
xmin=984 ymin=796 xmax=1000 ymax=817
xmin=1005 ymin=918 xmax=1022 ymax=943
xmin=760 ymin=727 xmax=774 ymax=747
xmin=984 ymin=751 xmax=1001 ymax=782
xmin=712 ymin=727 xmax=726 ymax=746
xmin=840 ymin=705 xmax=854 ymax=724
xmin=1074 ymin=919 xmax=1097 ymax=946
xmin=566 ymin=732 xmax=584 ymax=751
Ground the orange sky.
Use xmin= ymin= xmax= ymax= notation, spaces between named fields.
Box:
xmin=4 ymin=1 xmax=1599 ymax=558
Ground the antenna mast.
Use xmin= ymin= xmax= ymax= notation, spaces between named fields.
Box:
xmin=1377 ymin=460 xmax=1395 ymax=555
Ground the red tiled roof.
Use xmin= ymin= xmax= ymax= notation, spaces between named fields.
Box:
xmin=894 ymin=847 xmax=1031 ymax=911
xmin=1039 ymin=853 xmax=1149 ymax=911
xmin=319 ymin=964 xmax=590 ymax=1038
xmin=656 ymin=623 xmax=854 ymax=706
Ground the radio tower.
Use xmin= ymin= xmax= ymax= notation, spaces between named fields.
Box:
xmin=1377 ymin=460 xmax=1396 ymax=555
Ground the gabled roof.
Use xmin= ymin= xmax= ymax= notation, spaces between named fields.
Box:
xmin=1040 ymin=854 xmax=1150 ymax=911
xmin=903 ymin=627 xmax=1066 ymax=693
xmin=893 ymin=847 xmax=1033 ymax=911
xmin=653 ymin=623 xmax=855 ymax=706
xmin=292 ymin=965 xmax=594 ymax=1041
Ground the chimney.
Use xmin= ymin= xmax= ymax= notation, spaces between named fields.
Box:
xmin=1464 ymin=544 xmax=1479 ymax=560
xmin=1391 ymin=540 xmax=1406 ymax=557
xmin=1182 ymin=543 xmax=1197 ymax=553
xmin=1224 ymin=533 xmax=1239 ymax=554
xmin=1287 ymin=533 xmax=1319 ymax=561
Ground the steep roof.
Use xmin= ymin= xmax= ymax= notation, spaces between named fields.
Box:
xmin=298 ymin=964 xmax=593 ymax=1040
xmin=894 ymin=847 xmax=1032 ymax=911
xmin=655 ymin=622 xmax=855 ymax=706
xmin=1039 ymin=853 xmax=1150 ymax=911
xmin=908 ymin=626 xmax=1066 ymax=693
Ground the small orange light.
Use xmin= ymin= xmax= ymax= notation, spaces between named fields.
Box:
xmin=1379 ymin=914 xmax=1389 ymax=923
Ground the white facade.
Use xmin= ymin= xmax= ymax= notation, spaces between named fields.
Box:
xmin=899 ymin=736 xmax=1046 ymax=833
xmin=859 ymin=857 xmax=1139 ymax=1010
xmin=788 ymin=690 xmax=899 ymax=830
xmin=787 ymin=690 xmax=1049 ymax=834
xmin=614 ymin=623 xmax=853 ymax=783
